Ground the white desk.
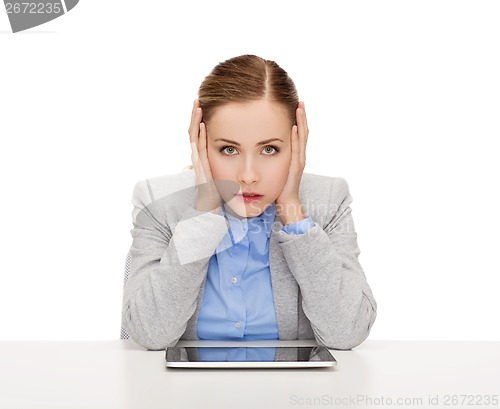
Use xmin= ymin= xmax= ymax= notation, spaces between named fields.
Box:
xmin=0 ymin=339 xmax=499 ymax=409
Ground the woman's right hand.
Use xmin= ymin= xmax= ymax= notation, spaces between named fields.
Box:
xmin=189 ymin=99 xmax=222 ymax=213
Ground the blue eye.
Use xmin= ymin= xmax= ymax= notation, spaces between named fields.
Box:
xmin=219 ymin=145 xmax=280 ymax=156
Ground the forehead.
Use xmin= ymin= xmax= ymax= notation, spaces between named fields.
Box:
xmin=207 ymin=100 xmax=291 ymax=141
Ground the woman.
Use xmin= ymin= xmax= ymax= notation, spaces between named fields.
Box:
xmin=122 ymin=54 xmax=377 ymax=351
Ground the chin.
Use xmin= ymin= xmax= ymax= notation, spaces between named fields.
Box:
xmin=224 ymin=198 xmax=263 ymax=219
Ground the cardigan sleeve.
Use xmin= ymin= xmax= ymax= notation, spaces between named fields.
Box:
xmin=121 ymin=180 xmax=229 ymax=350
xmin=276 ymin=177 xmax=377 ymax=350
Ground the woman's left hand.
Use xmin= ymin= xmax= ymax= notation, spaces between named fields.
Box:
xmin=276 ymin=101 xmax=309 ymax=224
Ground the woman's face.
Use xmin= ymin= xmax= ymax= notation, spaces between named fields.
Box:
xmin=206 ymin=99 xmax=293 ymax=219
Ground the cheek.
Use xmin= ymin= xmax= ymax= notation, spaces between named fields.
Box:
xmin=265 ymin=155 xmax=290 ymax=187
xmin=276 ymin=166 xmax=289 ymax=186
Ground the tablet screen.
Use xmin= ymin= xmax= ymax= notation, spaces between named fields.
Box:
xmin=165 ymin=346 xmax=336 ymax=368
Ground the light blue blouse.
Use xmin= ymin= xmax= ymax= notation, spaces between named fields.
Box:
xmin=196 ymin=201 xmax=314 ymax=340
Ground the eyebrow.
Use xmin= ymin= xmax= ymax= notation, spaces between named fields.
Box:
xmin=213 ymin=138 xmax=284 ymax=147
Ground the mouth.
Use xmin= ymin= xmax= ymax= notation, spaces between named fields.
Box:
xmin=237 ymin=192 xmax=264 ymax=203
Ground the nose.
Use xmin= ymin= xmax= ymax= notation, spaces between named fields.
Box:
xmin=238 ymin=156 xmax=260 ymax=186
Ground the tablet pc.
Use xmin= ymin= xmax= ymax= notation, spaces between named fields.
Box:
xmin=165 ymin=346 xmax=337 ymax=368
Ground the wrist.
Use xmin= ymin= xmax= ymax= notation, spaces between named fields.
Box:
xmin=276 ymin=200 xmax=306 ymax=226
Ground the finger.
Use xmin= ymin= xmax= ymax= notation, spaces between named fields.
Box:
xmin=292 ymin=123 xmax=304 ymax=168
xmin=298 ymin=121 xmax=306 ymax=166
xmin=300 ymin=101 xmax=309 ymax=140
xmin=190 ymin=117 xmax=204 ymax=180
xmin=297 ymin=105 xmax=307 ymax=145
xmin=190 ymin=108 xmax=201 ymax=159
xmin=296 ymin=106 xmax=303 ymax=140
xmin=199 ymin=122 xmax=207 ymax=159
xmin=196 ymin=122 xmax=209 ymax=183
xmin=190 ymin=138 xmax=202 ymax=176
xmin=188 ymin=100 xmax=198 ymax=137
xmin=291 ymin=125 xmax=300 ymax=170
xmin=189 ymin=107 xmax=202 ymax=144
xmin=191 ymin=99 xmax=198 ymax=117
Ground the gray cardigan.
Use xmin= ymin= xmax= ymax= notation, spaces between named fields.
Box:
xmin=122 ymin=169 xmax=377 ymax=350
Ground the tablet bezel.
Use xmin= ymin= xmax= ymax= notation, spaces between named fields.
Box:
xmin=165 ymin=346 xmax=337 ymax=368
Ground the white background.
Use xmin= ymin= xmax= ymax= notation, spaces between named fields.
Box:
xmin=1 ymin=1 xmax=499 ymax=341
